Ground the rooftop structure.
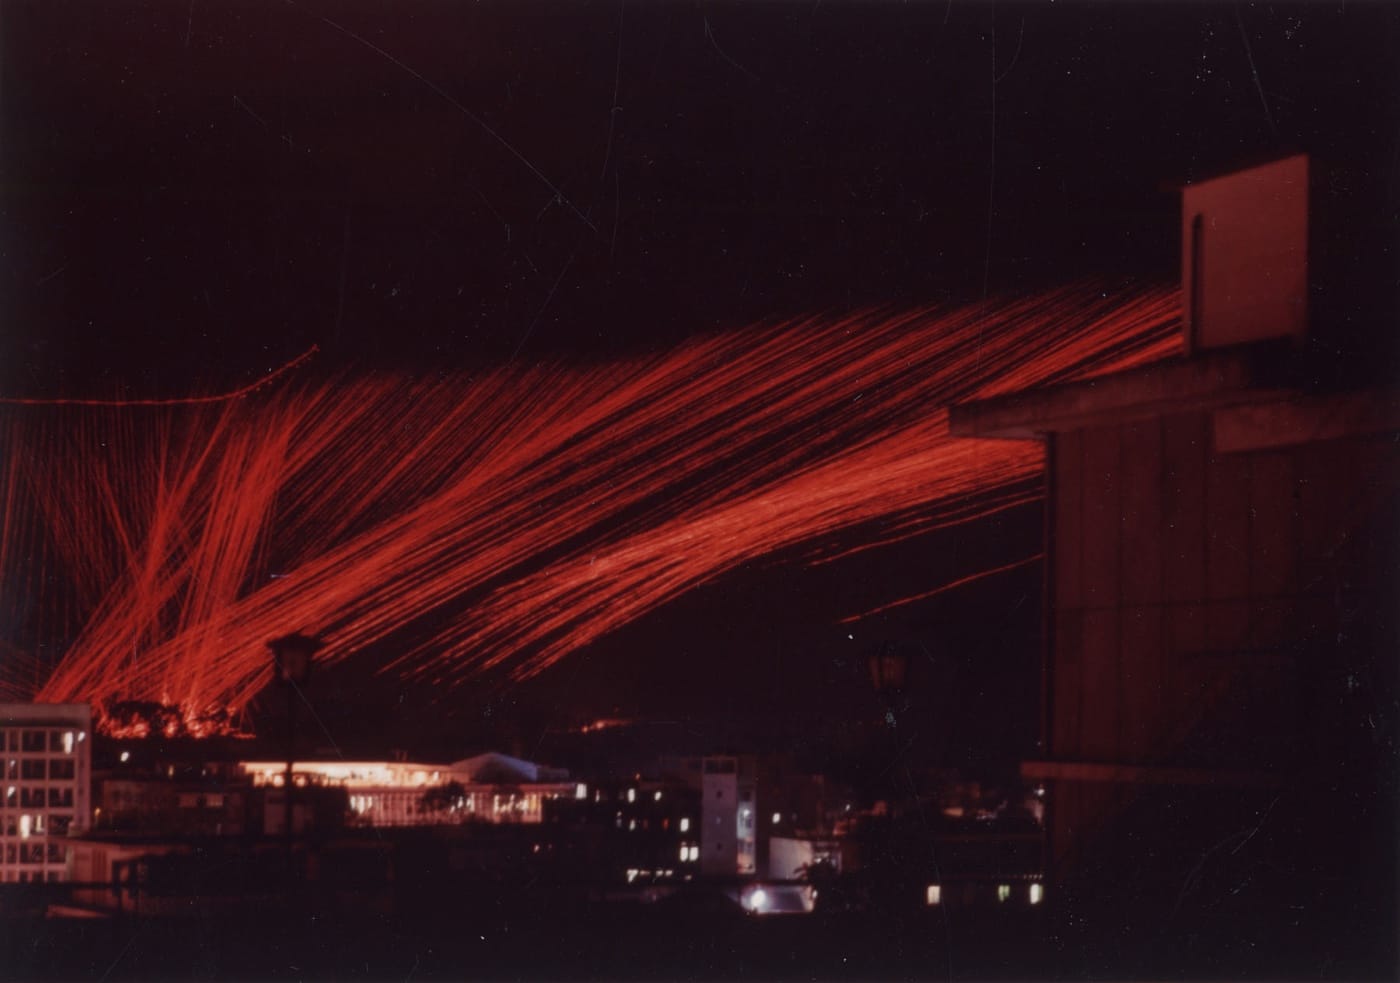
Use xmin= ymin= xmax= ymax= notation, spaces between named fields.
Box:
xmin=949 ymin=156 xmax=1398 ymax=946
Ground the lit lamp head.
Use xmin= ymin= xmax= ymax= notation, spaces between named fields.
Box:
xmin=268 ymin=632 xmax=323 ymax=686
xmin=867 ymin=641 xmax=909 ymax=698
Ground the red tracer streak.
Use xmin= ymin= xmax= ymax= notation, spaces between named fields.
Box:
xmin=1 ymin=284 xmax=1179 ymax=731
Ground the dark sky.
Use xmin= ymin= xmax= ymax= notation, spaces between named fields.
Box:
xmin=4 ymin=1 xmax=1397 ymax=765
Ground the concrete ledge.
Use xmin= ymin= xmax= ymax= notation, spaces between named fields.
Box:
xmin=949 ymin=343 xmax=1292 ymax=440
xmin=1021 ymin=759 xmax=1300 ymax=790
xmin=1213 ymin=389 xmax=1400 ymax=453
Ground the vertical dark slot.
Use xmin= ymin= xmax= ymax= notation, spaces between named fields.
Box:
xmin=1189 ymin=213 xmax=1205 ymax=353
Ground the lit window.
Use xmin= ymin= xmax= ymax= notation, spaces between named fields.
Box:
xmin=679 ymin=817 xmax=690 ymax=833
xmin=19 ymin=815 xmax=31 ymax=839
xmin=575 ymin=783 xmax=587 ymax=800
xmin=62 ymin=732 xmax=74 ymax=754
xmin=925 ymin=885 xmax=941 ymax=906
xmin=1029 ymin=883 xmax=1044 ymax=905
xmin=626 ymin=788 xmax=636 ymax=803
xmin=996 ymin=884 xmax=1011 ymax=903
xmin=653 ymin=790 xmax=663 ymax=802
xmin=628 ymin=819 xmax=637 ymax=831
xmin=771 ymin=812 xmax=781 ymax=825
xmin=678 ymin=844 xmax=689 ymax=862
xmin=119 ymin=751 xmax=130 ymax=763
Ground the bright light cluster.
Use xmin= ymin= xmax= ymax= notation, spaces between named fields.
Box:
xmin=1 ymin=285 xmax=1179 ymax=727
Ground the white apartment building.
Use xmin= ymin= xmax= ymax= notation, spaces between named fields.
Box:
xmin=1 ymin=703 xmax=92 ymax=883
xmin=698 ymin=755 xmax=757 ymax=877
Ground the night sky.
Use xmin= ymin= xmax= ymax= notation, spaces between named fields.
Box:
xmin=4 ymin=2 xmax=1397 ymax=765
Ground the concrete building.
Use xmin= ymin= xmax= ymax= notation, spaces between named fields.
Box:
xmin=950 ymin=156 xmax=1398 ymax=930
xmin=695 ymin=755 xmax=758 ymax=877
xmin=0 ymin=703 xmax=92 ymax=883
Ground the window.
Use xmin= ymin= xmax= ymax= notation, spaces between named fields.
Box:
xmin=996 ymin=884 xmax=1011 ymax=903
xmin=21 ymin=788 xmax=44 ymax=808
xmin=46 ymin=842 xmax=65 ymax=864
xmin=679 ymin=817 xmax=690 ymax=833
xmin=926 ymin=885 xmax=942 ymax=906
xmin=50 ymin=759 xmax=74 ymax=780
xmin=48 ymin=788 xmax=74 ymax=808
xmin=48 ymin=732 xmax=68 ymax=752
xmin=4 ymin=844 xmax=14 ymax=864
xmin=21 ymin=843 xmax=42 ymax=864
xmin=5 ymin=760 xmax=15 ymax=779
xmin=21 ymin=731 xmax=45 ymax=752
xmin=1029 ymin=883 xmax=1044 ymax=905
xmin=21 ymin=759 xmax=44 ymax=780
xmin=48 ymin=815 xmax=71 ymax=836
xmin=4 ymin=731 xmax=16 ymax=751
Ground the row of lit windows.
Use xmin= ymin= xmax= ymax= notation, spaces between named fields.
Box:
xmin=4 ymin=787 xmax=76 ymax=808
xmin=1 ymin=842 xmax=68 ymax=865
xmin=615 ymin=814 xmax=693 ymax=833
xmin=924 ymin=882 xmax=1044 ymax=906
xmin=1 ymin=730 xmax=83 ymax=754
xmin=2 ymin=813 xmax=75 ymax=837
xmin=2 ymin=871 xmax=64 ymax=883
xmin=6 ymin=758 xmax=77 ymax=780
xmin=624 ymin=867 xmax=679 ymax=883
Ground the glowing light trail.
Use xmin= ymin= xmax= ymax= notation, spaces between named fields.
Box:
xmin=1 ymin=285 xmax=1180 ymax=730
xmin=838 ymin=553 xmax=1046 ymax=625
xmin=0 ymin=346 xmax=320 ymax=407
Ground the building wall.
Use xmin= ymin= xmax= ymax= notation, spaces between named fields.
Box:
xmin=0 ymin=704 xmax=92 ymax=883
xmin=1045 ymin=411 xmax=1398 ymax=871
xmin=699 ymin=755 xmax=757 ymax=877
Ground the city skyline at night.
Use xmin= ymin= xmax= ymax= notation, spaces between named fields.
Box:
xmin=1 ymin=3 xmax=1396 ymax=976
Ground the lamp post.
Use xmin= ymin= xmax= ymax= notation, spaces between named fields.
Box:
xmin=867 ymin=641 xmax=909 ymax=727
xmin=267 ymin=632 xmax=322 ymax=872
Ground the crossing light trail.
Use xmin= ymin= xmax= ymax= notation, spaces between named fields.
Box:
xmin=2 ymin=283 xmax=1180 ymax=733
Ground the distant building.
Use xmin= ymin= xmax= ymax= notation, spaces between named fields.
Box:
xmin=0 ymin=703 xmax=92 ymax=883
xmin=544 ymin=776 xmax=703 ymax=885
xmin=694 ymin=755 xmax=758 ymax=877
xmin=238 ymin=751 xmax=574 ymax=830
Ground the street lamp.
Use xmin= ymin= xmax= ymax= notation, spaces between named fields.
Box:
xmin=267 ymin=633 xmax=322 ymax=861
xmin=867 ymin=641 xmax=909 ymax=716
xmin=868 ymin=641 xmax=908 ymax=694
